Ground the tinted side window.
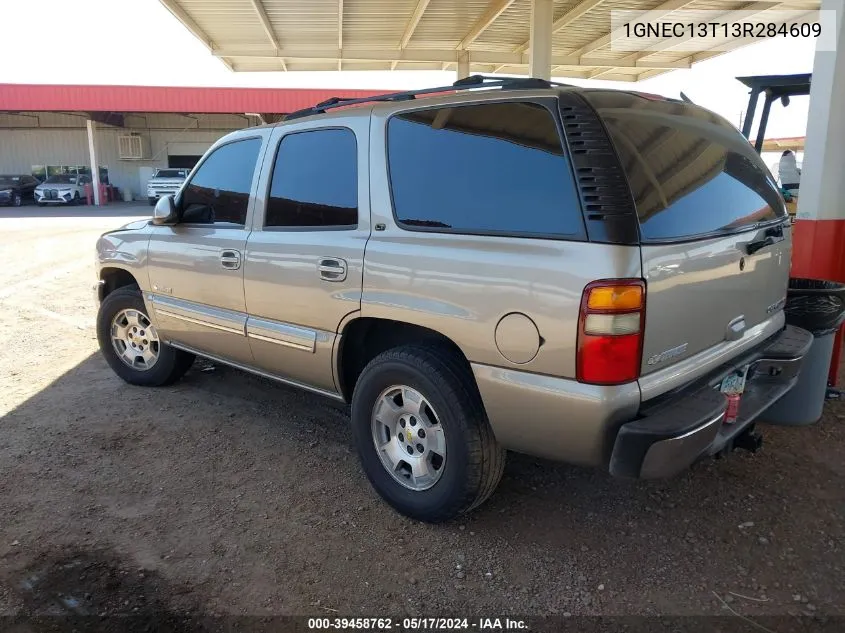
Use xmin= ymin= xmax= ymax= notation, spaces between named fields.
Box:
xmin=582 ymin=91 xmax=785 ymax=241
xmin=266 ymin=128 xmax=358 ymax=228
xmin=181 ymin=138 xmax=262 ymax=225
xmin=387 ymin=101 xmax=583 ymax=237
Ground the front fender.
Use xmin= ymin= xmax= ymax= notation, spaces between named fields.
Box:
xmin=95 ymin=223 xmax=153 ymax=292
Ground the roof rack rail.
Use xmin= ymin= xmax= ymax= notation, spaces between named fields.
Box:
xmin=452 ymin=74 xmax=571 ymax=89
xmin=283 ymin=74 xmax=570 ymax=121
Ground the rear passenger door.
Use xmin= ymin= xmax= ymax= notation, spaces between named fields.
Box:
xmin=242 ymin=115 xmax=370 ymax=395
xmin=146 ymin=135 xmax=268 ymax=366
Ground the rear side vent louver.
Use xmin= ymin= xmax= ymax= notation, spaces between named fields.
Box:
xmin=558 ymin=92 xmax=639 ymax=245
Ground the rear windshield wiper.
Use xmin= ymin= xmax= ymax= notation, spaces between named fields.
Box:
xmin=746 ymin=223 xmax=785 ymax=255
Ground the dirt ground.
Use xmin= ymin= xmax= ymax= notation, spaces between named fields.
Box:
xmin=1 ymin=205 xmax=843 ymax=628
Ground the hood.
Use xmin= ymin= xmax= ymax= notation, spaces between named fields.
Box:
xmin=36 ymin=183 xmax=77 ymax=190
xmin=101 ymin=219 xmax=151 ymax=236
xmin=148 ymin=177 xmax=187 ymax=184
xmin=118 ymin=219 xmax=151 ymax=231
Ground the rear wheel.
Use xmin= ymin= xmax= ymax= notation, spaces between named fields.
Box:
xmin=351 ymin=345 xmax=505 ymax=523
xmin=13 ymin=193 xmax=22 ymax=207
xmin=97 ymin=287 xmax=194 ymax=386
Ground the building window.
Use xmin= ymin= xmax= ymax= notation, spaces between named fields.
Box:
xmin=35 ymin=165 xmax=109 ymax=184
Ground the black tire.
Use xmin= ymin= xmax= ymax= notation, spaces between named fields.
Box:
xmin=351 ymin=345 xmax=505 ymax=523
xmin=37 ymin=202 xmax=45 ymax=207
xmin=148 ymin=198 xmax=157 ymax=206
xmin=73 ymin=191 xmax=81 ymax=206
xmin=13 ymin=193 xmax=22 ymax=207
xmin=96 ymin=286 xmax=194 ymax=386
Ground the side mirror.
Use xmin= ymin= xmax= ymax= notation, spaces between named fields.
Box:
xmin=152 ymin=195 xmax=178 ymax=225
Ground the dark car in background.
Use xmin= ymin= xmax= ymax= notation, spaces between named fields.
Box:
xmin=0 ymin=175 xmax=40 ymax=207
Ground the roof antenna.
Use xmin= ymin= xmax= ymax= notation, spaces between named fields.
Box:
xmin=680 ymin=91 xmax=694 ymax=104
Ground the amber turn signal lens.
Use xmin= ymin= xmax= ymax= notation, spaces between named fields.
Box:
xmin=586 ymin=285 xmax=643 ymax=311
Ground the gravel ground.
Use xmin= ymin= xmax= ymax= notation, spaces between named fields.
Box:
xmin=0 ymin=205 xmax=843 ymax=628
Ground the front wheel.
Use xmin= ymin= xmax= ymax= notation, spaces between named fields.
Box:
xmin=73 ymin=191 xmax=81 ymax=206
xmin=351 ymin=345 xmax=505 ymax=523
xmin=96 ymin=287 xmax=194 ymax=386
xmin=13 ymin=193 xmax=22 ymax=207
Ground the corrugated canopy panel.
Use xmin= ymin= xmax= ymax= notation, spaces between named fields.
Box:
xmin=159 ymin=0 xmax=823 ymax=81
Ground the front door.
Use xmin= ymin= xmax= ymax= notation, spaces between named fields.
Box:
xmin=146 ymin=135 xmax=268 ymax=366
xmin=242 ymin=119 xmax=370 ymax=395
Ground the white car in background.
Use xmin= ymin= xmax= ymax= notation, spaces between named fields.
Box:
xmin=34 ymin=174 xmax=91 ymax=205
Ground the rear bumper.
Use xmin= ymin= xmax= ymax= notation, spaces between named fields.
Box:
xmin=609 ymin=325 xmax=813 ymax=479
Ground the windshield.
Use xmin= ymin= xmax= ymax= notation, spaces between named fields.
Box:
xmin=44 ymin=175 xmax=77 ymax=184
xmin=0 ymin=176 xmax=22 ymax=186
xmin=154 ymin=169 xmax=187 ymax=179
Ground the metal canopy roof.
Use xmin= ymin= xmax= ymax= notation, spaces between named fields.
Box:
xmin=160 ymin=0 xmax=821 ymax=82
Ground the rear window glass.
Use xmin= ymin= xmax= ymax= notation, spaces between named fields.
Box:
xmin=582 ymin=91 xmax=785 ymax=241
xmin=387 ymin=101 xmax=584 ymax=238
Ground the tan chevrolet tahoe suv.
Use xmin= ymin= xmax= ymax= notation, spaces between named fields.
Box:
xmin=95 ymin=76 xmax=813 ymax=523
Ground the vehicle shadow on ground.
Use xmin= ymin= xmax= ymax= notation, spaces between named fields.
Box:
xmin=3 ymin=351 xmax=844 ymax=616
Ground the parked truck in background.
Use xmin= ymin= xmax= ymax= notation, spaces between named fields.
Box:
xmin=146 ymin=168 xmax=190 ymax=206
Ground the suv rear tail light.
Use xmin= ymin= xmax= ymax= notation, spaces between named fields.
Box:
xmin=577 ymin=280 xmax=645 ymax=385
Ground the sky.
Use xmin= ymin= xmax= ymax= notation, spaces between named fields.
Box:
xmin=0 ymin=0 xmax=818 ymax=140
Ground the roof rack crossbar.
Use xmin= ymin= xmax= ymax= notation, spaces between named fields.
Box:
xmin=283 ymin=74 xmax=571 ymax=121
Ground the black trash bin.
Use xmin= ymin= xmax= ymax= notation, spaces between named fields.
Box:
xmin=764 ymin=278 xmax=845 ymax=425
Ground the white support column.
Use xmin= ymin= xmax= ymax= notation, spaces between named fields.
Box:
xmin=796 ymin=0 xmax=845 ymax=223
xmin=457 ymin=51 xmax=470 ymax=80
xmin=86 ymin=119 xmax=101 ymax=206
xmin=791 ymin=0 xmax=845 ymax=385
xmin=528 ymin=0 xmax=553 ymax=80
